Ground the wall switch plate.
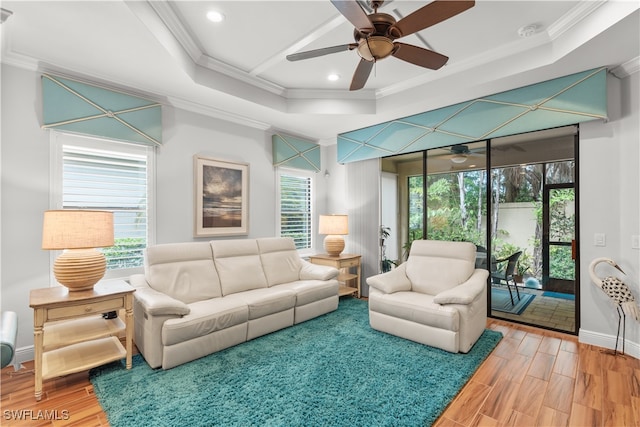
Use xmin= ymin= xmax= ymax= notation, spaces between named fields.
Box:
xmin=632 ymin=235 xmax=640 ymax=249
xmin=594 ymin=233 xmax=606 ymax=247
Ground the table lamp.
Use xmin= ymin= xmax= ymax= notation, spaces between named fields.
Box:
xmin=319 ymin=214 xmax=348 ymax=256
xmin=42 ymin=210 xmax=114 ymax=291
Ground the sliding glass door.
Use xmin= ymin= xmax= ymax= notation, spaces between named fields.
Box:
xmin=380 ymin=125 xmax=578 ymax=334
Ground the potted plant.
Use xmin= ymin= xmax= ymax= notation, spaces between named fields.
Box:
xmin=380 ymin=226 xmax=396 ymax=272
xmin=514 ymin=251 xmax=532 ymax=283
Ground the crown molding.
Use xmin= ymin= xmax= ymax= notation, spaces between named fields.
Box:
xmin=1 ymin=49 xmax=39 ymax=71
xmin=285 ymin=88 xmax=375 ymax=100
xmin=167 ymin=96 xmax=271 ymax=131
xmin=147 ymin=1 xmax=202 ymax=63
xmin=196 ymin=54 xmax=287 ymax=96
xmin=611 ymin=56 xmax=640 ymax=79
xmin=547 ymin=0 xmax=607 ymax=40
xmin=1 ymin=8 xmax=13 ymax=24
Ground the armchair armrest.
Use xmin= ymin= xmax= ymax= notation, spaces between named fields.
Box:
xmin=433 ymin=269 xmax=489 ymax=305
xmin=130 ymin=274 xmax=190 ymax=316
xmin=366 ymin=263 xmax=411 ymax=294
xmin=299 ymin=260 xmax=339 ymax=281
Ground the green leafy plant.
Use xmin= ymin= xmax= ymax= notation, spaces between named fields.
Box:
xmin=380 ymin=225 xmax=396 ymax=272
xmin=516 ymin=251 xmax=533 ymax=277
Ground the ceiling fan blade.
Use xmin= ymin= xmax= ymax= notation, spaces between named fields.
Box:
xmin=389 ymin=1 xmax=475 ymax=38
xmin=392 ymin=42 xmax=448 ymax=70
xmin=350 ymin=58 xmax=374 ymax=91
xmin=286 ymin=43 xmax=357 ymax=61
xmin=330 ymin=0 xmax=374 ymax=33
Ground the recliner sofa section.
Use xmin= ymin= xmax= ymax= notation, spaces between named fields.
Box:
xmin=130 ymin=237 xmax=339 ymax=369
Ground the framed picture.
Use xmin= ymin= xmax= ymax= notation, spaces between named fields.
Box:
xmin=194 ymin=155 xmax=249 ymax=237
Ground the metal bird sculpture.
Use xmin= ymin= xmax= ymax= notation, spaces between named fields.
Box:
xmin=589 ymin=257 xmax=640 ymax=355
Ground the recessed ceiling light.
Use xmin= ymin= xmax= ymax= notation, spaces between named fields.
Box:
xmin=327 ymin=73 xmax=340 ymax=82
xmin=207 ymin=10 xmax=225 ymax=23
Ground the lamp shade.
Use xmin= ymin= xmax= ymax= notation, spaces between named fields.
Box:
xmin=318 ymin=215 xmax=348 ymax=235
xmin=42 ymin=210 xmax=114 ymax=250
xmin=42 ymin=210 xmax=114 ymax=291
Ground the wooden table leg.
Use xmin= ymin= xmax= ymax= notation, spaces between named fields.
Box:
xmin=33 ymin=308 xmax=44 ymax=401
xmin=125 ymin=294 xmax=133 ymax=370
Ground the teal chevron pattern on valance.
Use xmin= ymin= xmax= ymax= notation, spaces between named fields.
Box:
xmin=338 ymin=68 xmax=607 ymax=163
xmin=42 ymin=74 xmax=162 ymax=146
xmin=272 ymin=133 xmax=321 ymax=172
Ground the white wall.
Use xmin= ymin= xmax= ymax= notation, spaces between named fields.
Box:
xmin=0 ymin=64 xmax=329 ymax=362
xmin=156 ymin=107 xmax=276 ymax=244
xmin=1 ymin=65 xmax=52 ymax=362
xmin=579 ymin=72 xmax=639 ymax=356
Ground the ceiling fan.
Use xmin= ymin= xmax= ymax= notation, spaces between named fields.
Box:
xmin=431 ymin=144 xmax=483 ymax=164
xmin=286 ymin=0 xmax=475 ymax=90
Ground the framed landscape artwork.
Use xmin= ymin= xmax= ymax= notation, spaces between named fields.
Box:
xmin=194 ymin=155 xmax=249 ymax=237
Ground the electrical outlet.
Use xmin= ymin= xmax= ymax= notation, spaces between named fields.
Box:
xmin=594 ymin=233 xmax=606 ymax=247
xmin=632 ymin=235 xmax=640 ymax=250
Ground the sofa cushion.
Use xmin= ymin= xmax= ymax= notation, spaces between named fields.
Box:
xmin=257 ymin=237 xmax=302 ymax=286
xmin=405 ymin=240 xmax=475 ymax=296
xmin=275 ymin=280 xmax=339 ymax=306
xmin=145 ymin=242 xmax=221 ymax=304
xmin=162 ymin=298 xmax=248 ymax=346
xmin=211 ymin=240 xmax=268 ymax=296
xmin=223 ymin=288 xmax=296 ymax=320
xmin=369 ymin=291 xmax=459 ymax=332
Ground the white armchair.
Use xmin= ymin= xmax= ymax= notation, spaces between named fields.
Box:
xmin=367 ymin=240 xmax=489 ymax=353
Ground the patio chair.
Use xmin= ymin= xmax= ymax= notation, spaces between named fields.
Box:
xmin=491 ymin=251 xmax=522 ymax=305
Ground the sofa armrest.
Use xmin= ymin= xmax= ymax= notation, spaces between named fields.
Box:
xmin=366 ymin=263 xmax=412 ymax=294
xmin=433 ymin=269 xmax=489 ymax=305
xmin=299 ymin=259 xmax=339 ymax=280
xmin=130 ymin=274 xmax=190 ymax=316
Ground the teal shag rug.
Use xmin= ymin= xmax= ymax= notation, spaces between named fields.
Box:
xmin=91 ymin=298 xmax=502 ymax=427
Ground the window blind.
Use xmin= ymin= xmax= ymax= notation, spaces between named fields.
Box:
xmin=279 ymin=173 xmax=312 ymax=250
xmin=62 ymin=144 xmax=149 ymax=270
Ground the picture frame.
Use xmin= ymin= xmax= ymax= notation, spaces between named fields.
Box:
xmin=194 ymin=155 xmax=249 ymax=237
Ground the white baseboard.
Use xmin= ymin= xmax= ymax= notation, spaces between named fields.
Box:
xmin=12 ymin=345 xmax=34 ymax=369
xmin=579 ymin=328 xmax=640 ymax=360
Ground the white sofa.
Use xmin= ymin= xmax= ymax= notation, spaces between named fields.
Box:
xmin=366 ymin=240 xmax=489 ymax=353
xmin=130 ymin=237 xmax=339 ymax=369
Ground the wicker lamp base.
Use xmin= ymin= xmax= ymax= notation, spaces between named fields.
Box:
xmin=323 ymin=235 xmax=345 ymax=257
xmin=53 ymin=249 xmax=106 ymax=291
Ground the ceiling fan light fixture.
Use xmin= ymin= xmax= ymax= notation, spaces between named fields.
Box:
xmin=518 ymin=24 xmax=539 ymax=38
xmin=357 ymin=36 xmax=394 ymax=62
xmin=451 ymin=154 xmax=467 ymax=164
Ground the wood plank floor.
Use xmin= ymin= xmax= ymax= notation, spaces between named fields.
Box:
xmin=1 ymin=319 xmax=638 ymax=426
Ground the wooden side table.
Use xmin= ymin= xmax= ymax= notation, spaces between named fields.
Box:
xmin=309 ymin=253 xmax=361 ymax=298
xmin=29 ymin=280 xmax=135 ymax=401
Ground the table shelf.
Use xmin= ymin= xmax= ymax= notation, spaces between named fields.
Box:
xmin=42 ymin=336 xmax=126 ymax=380
xmin=43 ymin=315 xmax=125 ymax=351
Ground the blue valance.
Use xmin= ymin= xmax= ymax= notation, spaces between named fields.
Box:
xmin=41 ymin=74 xmax=162 ymax=146
xmin=338 ymin=67 xmax=607 ymax=163
xmin=272 ymin=133 xmax=320 ymax=172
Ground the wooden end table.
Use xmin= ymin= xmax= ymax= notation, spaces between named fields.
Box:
xmin=309 ymin=253 xmax=361 ymax=298
xmin=29 ymin=280 xmax=135 ymax=401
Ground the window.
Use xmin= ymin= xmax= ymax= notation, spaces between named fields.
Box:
xmin=277 ymin=168 xmax=313 ymax=254
xmin=51 ymin=132 xmax=155 ymax=279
